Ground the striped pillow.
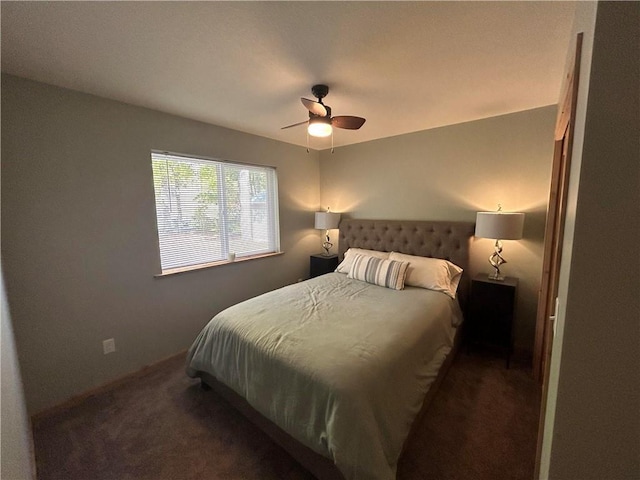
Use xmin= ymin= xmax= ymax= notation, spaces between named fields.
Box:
xmin=348 ymin=254 xmax=409 ymax=290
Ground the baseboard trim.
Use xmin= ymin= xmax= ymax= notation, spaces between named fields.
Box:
xmin=31 ymin=349 xmax=188 ymax=424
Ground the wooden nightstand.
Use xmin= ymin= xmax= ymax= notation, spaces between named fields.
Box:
xmin=310 ymin=254 xmax=339 ymax=278
xmin=467 ymin=273 xmax=518 ymax=367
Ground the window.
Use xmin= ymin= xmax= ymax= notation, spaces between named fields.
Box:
xmin=151 ymin=152 xmax=280 ymax=273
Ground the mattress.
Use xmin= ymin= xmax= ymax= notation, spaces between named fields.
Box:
xmin=186 ymin=272 xmax=462 ymax=480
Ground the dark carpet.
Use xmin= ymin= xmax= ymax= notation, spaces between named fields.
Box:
xmin=32 ymin=350 xmax=541 ymax=480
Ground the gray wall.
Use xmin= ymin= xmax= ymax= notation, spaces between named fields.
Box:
xmin=1 ymin=75 xmax=321 ymax=414
xmin=1 ymin=264 xmax=36 ymax=479
xmin=320 ymin=106 xmax=556 ymax=354
xmin=542 ymin=2 xmax=640 ymax=478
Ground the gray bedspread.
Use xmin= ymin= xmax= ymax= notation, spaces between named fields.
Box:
xmin=186 ymin=272 xmax=461 ymax=480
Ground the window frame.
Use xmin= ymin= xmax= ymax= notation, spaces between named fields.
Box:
xmin=150 ymin=150 xmax=281 ymax=276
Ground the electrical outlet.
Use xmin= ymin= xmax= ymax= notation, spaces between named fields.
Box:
xmin=103 ymin=338 xmax=116 ymax=355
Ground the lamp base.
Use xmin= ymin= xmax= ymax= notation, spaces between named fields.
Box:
xmin=321 ymin=231 xmax=333 ymax=256
xmin=487 ymin=239 xmax=506 ymax=282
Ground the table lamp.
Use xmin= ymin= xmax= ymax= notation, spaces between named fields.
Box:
xmin=475 ymin=206 xmax=525 ymax=281
xmin=314 ymin=208 xmax=341 ymax=256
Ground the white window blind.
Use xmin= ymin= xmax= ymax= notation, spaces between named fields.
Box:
xmin=151 ymin=152 xmax=280 ymax=272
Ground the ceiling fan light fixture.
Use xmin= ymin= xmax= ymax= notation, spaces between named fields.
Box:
xmin=308 ymin=116 xmax=332 ymax=137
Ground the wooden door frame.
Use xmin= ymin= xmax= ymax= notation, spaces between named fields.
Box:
xmin=533 ymin=32 xmax=583 ymax=479
xmin=533 ymin=33 xmax=583 ymax=381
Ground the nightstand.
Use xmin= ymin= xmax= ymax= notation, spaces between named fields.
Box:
xmin=467 ymin=273 xmax=518 ymax=368
xmin=310 ymin=254 xmax=339 ymax=278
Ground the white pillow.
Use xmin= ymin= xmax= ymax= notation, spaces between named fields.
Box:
xmin=347 ymin=254 xmax=409 ymax=290
xmin=388 ymin=252 xmax=463 ymax=299
xmin=335 ymin=248 xmax=390 ymax=274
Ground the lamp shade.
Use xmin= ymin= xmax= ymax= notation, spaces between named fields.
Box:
xmin=475 ymin=212 xmax=525 ymax=240
xmin=308 ymin=117 xmax=333 ymax=137
xmin=315 ymin=211 xmax=341 ymax=230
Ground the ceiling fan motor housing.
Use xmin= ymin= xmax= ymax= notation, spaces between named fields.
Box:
xmin=311 ymin=84 xmax=329 ymax=101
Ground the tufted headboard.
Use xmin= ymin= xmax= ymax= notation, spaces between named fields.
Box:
xmin=338 ymin=219 xmax=475 ymax=310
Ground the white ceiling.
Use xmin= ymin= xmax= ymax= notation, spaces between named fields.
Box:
xmin=1 ymin=1 xmax=577 ymax=150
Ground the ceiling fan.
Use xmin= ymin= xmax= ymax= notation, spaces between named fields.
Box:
xmin=282 ymin=84 xmax=366 ymax=138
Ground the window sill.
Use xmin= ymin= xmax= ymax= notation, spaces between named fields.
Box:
xmin=154 ymin=251 xmax=284 ymax=277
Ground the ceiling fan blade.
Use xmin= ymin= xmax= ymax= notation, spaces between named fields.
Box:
xmin=301 ymin=98 xmax=328 ymax=117
xmin=281 ymin=120 xmax=309 ymax=130
xmin=332 ymin=116 xmax=366 ymax=130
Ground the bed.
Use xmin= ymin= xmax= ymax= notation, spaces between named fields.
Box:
xmin=186 ymin=219 xmax=475 ymax=479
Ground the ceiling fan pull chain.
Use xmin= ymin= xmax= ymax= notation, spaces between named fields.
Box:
xmin=331 ymin=129 xmax=334 ymax=154
xmin=306 ymin=130 xmax=310 ymax=154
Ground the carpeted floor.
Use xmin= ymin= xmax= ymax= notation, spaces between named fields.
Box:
xmin=32 ymin=350 xmax=541 ymax=480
